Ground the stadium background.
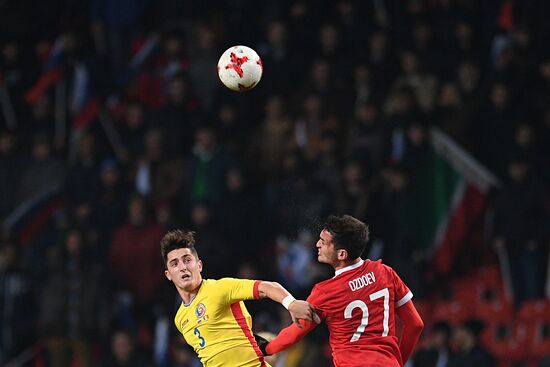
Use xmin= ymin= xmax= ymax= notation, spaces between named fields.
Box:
xmin=0 ymin=0 xmax=549 ymax=366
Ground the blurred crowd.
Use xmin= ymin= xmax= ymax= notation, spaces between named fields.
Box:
xmin=0 ymin=0 xmax=549 ymax=366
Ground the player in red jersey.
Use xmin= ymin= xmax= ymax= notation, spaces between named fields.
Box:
xmin=258 ymin=215 xmax=424 ymax=367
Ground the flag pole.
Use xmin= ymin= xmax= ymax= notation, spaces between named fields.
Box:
xmin=0 ymin=82 xmax=18 ymax=130
xmin=54 ymin=78 xmax=67 ymax=151
xmin=496 ymin=245 xmax=514 ymax=303
xmin=98 ymin=108 xmax=128 ymax=162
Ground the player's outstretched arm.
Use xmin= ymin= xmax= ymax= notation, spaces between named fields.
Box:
xmin=257 ymin=281 xmax=315 ymax=327
xmin=395 ymin=300 xmax=424 ymax=363
xmin=261 ymin=319 xmax=317 ymax=356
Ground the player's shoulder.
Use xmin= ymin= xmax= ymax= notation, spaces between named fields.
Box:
xmin=207 ymin=277 xmax=252 ymax=289
xmin=369 ymin=258 xmax=397 ymax=274
xmin=312 ymin=277 xmax=333 ymax=290
xmin=202 ymin=277 xmax=228 ymax=289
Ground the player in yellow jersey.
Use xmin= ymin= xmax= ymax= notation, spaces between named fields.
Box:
xmin=161 ymin=229 xmax=316 ymax=367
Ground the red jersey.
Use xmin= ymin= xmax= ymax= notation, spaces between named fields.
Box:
xmin=307 ymin=259 xmax=413 ymax=367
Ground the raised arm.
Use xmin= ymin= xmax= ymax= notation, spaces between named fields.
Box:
xmin=257 ymin=281 xmax=315 ymax=326
xmin=395 ymin=300 xmax=424 ymax=363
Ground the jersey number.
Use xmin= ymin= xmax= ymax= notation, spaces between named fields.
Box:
xmin=344 ymin=288 xmax=389 ymax=342
xmin=194 ymin=327 xmax=206 ymax=348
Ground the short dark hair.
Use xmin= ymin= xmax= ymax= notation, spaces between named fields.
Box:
xmin=160 ymin=229 xmax=198 ymax=267
xmin=323 ymin=215 xmax=369 ymax=260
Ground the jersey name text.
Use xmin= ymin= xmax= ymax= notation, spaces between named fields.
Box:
xmin=348 ymin=272 xmax=376 ymax=292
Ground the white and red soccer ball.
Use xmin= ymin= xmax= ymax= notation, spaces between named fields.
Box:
xmin=217 ymin=45 xmax=263 ymax=92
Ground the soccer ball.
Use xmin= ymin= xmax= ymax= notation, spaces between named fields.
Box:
xmin=217 ymin=45 xmax=263 ymax=92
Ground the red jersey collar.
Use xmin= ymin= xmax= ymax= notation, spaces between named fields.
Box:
xmin=334 ymin=259 xmax=364 ymax=277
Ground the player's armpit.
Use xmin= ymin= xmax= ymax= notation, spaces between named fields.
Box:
xmin=265 ymin=319 xmax=317 ymax=355
xmin=396 ymin=300 xmax=424 ymax=363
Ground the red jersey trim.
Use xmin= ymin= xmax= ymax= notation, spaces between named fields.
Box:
xmin=253 ymin=280 xmax=261 ymax=299
xmin=230 ymin=302 xmax=267 ymax=367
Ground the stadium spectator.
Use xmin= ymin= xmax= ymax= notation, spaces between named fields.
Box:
xmin=448 ymin=319 xmax=495 ymax=367
xmin=64 ymin=130 xmax=100 ymax=206
xmin=89 ymin=158 xmax=128 ymax=252
xmin=217 ymin=167 xmax=263 ymax=262
xmin=102 ymin=329 xmax=151 ymax=367
xmin=39 ymin=229 xmax=106 ymax=367
xmin=257 ymin=21 xmax=293 ymax=95
xmin=492 ymin=156 xmax=547 ymax=304
xmin=169 ymin=337 xmax=201 ymax=367
xmin=188 ymin=26 xmax=219 ymax=112
xmin=108 ymin=193 xmax=165 ymax=318
xmin=0 ymin=240 xmax=35 ymax=365
xmin=333 ymin=160 xmax=370 ymax=221
xmin=476 ymin=82 xmax=516 ymax=178
xmin=0 ymin=131 xmax=21 ymax=220
xmin=90 ymin=0 xmax=150 ymax=75
xmin=411 ymin=320 xmax=452 ymax=367
xmin=276 ymin=230 xmax=318 ymax=298
xmin=18 ymin=132 xmax=65 ymax=204
xmin=119 ymin=101 xmax=148 ymax=162
xmin=183 ymin=126 xmax=236 ymax=208
xmin=345 ymin=102 xmax=384 ymax=170
xmin=187 ymin=201 xmax=229 ymax=278
xmin=154 ymin=73 xmax=201 ymax=157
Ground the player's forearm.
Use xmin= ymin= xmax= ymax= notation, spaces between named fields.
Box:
xmin=396 ymin=301 xmax=424 ymax=363
xmin=265 ymin=320 xmax=316 ymax=355
xmin=257 ymin=281 xmax=316 ymax=325
xmin=257 ymin=281 xmax=295 ymax=305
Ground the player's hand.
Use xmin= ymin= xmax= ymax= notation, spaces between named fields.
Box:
xmin=287 ymin=300 xmax=320 ymax=328
xmin=254 ymin=333 xmax=271 ymax=356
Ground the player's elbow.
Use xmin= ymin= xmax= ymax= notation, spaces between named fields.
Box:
xmin=410 ymin=317 xmax=424 ymax=334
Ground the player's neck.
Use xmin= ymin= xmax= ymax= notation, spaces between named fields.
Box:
xmin=333 ymin=257 xmax=362 ymax=272
xmin=180 ymin=279 xmax=204 ymax=305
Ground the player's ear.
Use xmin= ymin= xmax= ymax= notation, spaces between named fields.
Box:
xmin=165 ymin=269 xmax=172 ymax=281
xmin=337 ymin=249 xmax=348 ymax=261
xmin=198 ymin=259 xmax=203 ymax=272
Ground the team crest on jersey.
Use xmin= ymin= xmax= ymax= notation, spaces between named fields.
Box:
xmin=195 ymin=303 xmax=206 ymax=318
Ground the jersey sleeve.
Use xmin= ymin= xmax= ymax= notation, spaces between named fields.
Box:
xmin=305 ymin=284 xmax=326 ymax=320
xmin=389 ymin=267 xmax=413 ymax=308
xmin=265 ymin=319 xmax=317 ymax=355
xmin=215 ymin=278 xmax=260 ymax=305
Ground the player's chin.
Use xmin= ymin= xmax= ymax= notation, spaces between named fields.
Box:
xmin=179 ymin=277 xmax=193 ymax=288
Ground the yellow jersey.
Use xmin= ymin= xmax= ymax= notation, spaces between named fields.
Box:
xmin=174 ymin=278 xmax=270 ymax=367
